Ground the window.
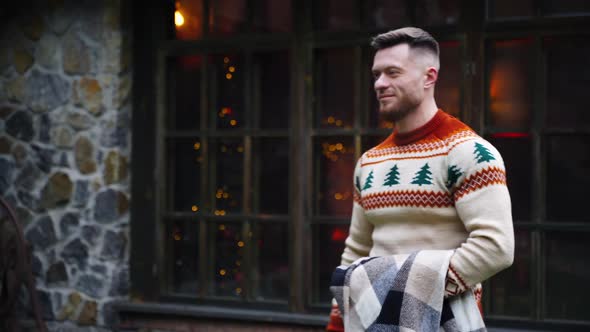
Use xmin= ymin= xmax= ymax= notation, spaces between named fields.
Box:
xmin=482 ymin=6 xmax=590 ymax=322
xmin=132 ymin=0 xmax=590 ymax=328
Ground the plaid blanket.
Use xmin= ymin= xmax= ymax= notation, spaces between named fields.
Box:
xmin=330 ymin=250 xmax=486 ymax=332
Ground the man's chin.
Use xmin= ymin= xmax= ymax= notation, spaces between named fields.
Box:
xmin=379 ymin=109 xmax=407 ymax=123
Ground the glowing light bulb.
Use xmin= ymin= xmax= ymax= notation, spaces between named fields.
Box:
xmin=191 ymin=205 xmax=198 ymax=212
xmin=174 ymin=11 xmax=185 ymax=27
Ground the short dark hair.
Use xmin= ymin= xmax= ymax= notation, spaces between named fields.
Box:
xmin=371 ymin=27 xmax=439 ymax=58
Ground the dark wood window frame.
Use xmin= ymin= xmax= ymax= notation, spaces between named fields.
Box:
xmin=125 ymin=0 xmax=590 ymax=330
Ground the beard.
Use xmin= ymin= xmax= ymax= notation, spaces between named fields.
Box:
xmin=378 ymin=94 xmax=421 ymax=123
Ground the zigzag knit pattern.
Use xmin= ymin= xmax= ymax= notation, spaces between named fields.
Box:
xmin=362 ymin=190 xmax=454 ymax=209
xmin=454 ymin=166 xmax=507 ymax=201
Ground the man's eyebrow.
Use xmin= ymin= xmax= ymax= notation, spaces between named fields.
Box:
xmin=372 ymin=65 xmax=403 ymax=73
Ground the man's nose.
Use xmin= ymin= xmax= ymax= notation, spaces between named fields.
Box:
xmin=374 ymin=74 xmax=387 ymax=91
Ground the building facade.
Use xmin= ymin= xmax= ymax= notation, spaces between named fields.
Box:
xmin=1 ymin=0 xmax=589 ymax=331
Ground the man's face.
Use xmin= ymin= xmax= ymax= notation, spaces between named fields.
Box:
xmin=371 ymin=44 xmax=427 ymax=123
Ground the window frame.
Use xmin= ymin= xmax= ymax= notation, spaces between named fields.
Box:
xmin=129 ymin=0 xmax=590 ymax=328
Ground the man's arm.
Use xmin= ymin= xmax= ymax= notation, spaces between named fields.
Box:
xmin=341 ymin=158 xmax=373 ymax=266
xmin=444 ymin=138 xmax=515 ymax=297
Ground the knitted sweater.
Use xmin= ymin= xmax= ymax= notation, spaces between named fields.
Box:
xmin=341 ymin=110 xmax=514 ymax=296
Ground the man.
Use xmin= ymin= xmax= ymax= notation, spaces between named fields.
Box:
xmin=326 ymin=27 xmax=514 ymax=331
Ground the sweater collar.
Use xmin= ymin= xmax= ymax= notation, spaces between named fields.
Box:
xmin=392 ymin=109 xmax=446 ymax=146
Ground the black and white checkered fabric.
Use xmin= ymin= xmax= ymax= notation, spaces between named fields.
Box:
xmin=330 ymin=250 xmax=486 ymax=332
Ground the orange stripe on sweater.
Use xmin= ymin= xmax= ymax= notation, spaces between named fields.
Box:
xmin=453 ymin=166 xmax=507 ymax=201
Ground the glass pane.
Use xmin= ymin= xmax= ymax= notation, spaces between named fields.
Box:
xmin=366 ymin=0 xmax=410 ymax=29
xmin=174 ymin=0 xmax=205 ymax=40
xmin=209 ymin=0 xmax=247 ymax=36
xmin=166 ymin=138 xmax=202 ymax=212
xmin=212 ymin=138 xmax=244 ymax=214
xmin=487 ymin=229 xmax=531 ymax=316
xmin=313 ymin=0 xmax=359 ymax=31
xmin=212 ymin=221 xmax=245 ymax=297
xmin=314 ymin=136 xmax=355 ymax=216
xmin=542 ymin=0 xmax=590 ymax=16
xmin=487 ymin=0 xmax=534 ymax=19
xmin=545 ymin=36 xmax=590 ymax=127
xmin=210 ymin=54 xmax=245 ymax=129
xmin=255 ymin=51 xmax=290 ymax=129
xmin=415 ymin=0 xmax=460 ymax=26
xmin=169 ymin=220 xmax=199 ymax=294
xmin=254 ymin=222 xmax=288 ymax=300
xmin=546 ymin=231 xmax=590 ymax=320
xmin=313 ymin=224 xmax=348 ymax=304
xmin=255 ymin=138 xmax=289 ymax=214
xmin=436 ymin=40 xmax=461 ymax=118
xmin=546 ymin=135 xmax=590 ymax=221
xmin=487 ymin=134 xmax=532 ymax=221
xmin=487 ymin=39 xmax=533 ymax=130
xmin=252 ymin=0 xmax=292 ymax=33
xmin=167 ymin=56 xmax=202 ymax=130
xmin=362 ymin=134 xmax=390 ymax=154
xmin=315 ymin=48 xmax=355 ymax=129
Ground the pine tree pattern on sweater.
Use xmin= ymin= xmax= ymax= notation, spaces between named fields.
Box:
xmin=341 ymin=110 xmax=514 ymax=298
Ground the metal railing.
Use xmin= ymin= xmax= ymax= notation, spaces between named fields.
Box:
xmin=0 ymin=196 xmax=47 ymax=332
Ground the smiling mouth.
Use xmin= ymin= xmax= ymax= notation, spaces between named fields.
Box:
xmin=379 ymin=95 xmax=395 ymax=100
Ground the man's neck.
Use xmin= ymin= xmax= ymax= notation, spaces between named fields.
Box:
xmin=394 ymin=99 xmax=439 ymax=134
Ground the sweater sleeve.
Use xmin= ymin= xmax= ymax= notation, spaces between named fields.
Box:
xmin=340 ymin=157 xmax=374 ymax=266
xmin=444 ymin=138 xmax=515 ymax=297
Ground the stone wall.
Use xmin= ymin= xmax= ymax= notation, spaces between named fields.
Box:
xmin=0 ymin=0 xmax=131 ymax=329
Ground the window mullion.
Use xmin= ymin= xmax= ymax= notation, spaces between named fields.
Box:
xmin=532 ymin=34 xmax=546 ymax=321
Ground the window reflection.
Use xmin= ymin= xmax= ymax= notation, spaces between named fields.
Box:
xmin=436 ymin=40 xmax=461 ymax=118
xmin=255 ymin=51 xmax=290 ymax=129
xmin=545 ymin=36 xmax=590 ymax=127
xmin=487 ymin=229 xmax=531 ymax=316
xmin=366 ymin=0 xmax=409 ymax=29
xmin=315 ymin=48 xmax=356 ymax=129
xmin=213 ymin=222 xmax=245 ymax=297
xmin=313 ymin=224 xmax=348 ymax=303
xmin=209 ymin=0 xmax=247 ymax=36
xmin=167 ymin=138 xmax=202 ymax=212
xmin=252 ymin=0 xmax=292 ymax=33
xmin=169 ymin=220 xmax=200 ymax=293
xmin=546 ymin=135 xmax=590 ymax=221
xmin=212 ymin=138 xmax=244 ymax=214
xmin=487 ymin=39 xmax=533 ymax=130
xmin=487 ymin=134 xmax=532 ymax=221
xmin=487 ymin=0 xmax=533 ymax=19
xmin=167 ymin=56 xmax=202 ymax=130
xmin=314 ymin=137 xmax=355 ymax=216
xmin=313 ymin=0 xmax=358 ymax=31
xmin=542 ymin=0 xmax=590 ymax=16
xmin=254 ymin=222 xmax=289 ymax=300
xmin=255 ymin=138 xmax=289 ymax=215
xmin=546 ymin=231 xmax=590 ymax=320
xmin=174 ymin=0 xmax=205 ymax=40
xmin=415 ymin=0 xmax=460 ymax=26
xmin=210 ymin=54 xmax=245 ymax=129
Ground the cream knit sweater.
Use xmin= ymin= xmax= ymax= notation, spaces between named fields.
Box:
xmin=341 ymin=110 xmax=514 ymax=296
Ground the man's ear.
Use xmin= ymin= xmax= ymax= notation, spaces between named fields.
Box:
xmin=424 ymin=67 xmax=438 ymax=89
